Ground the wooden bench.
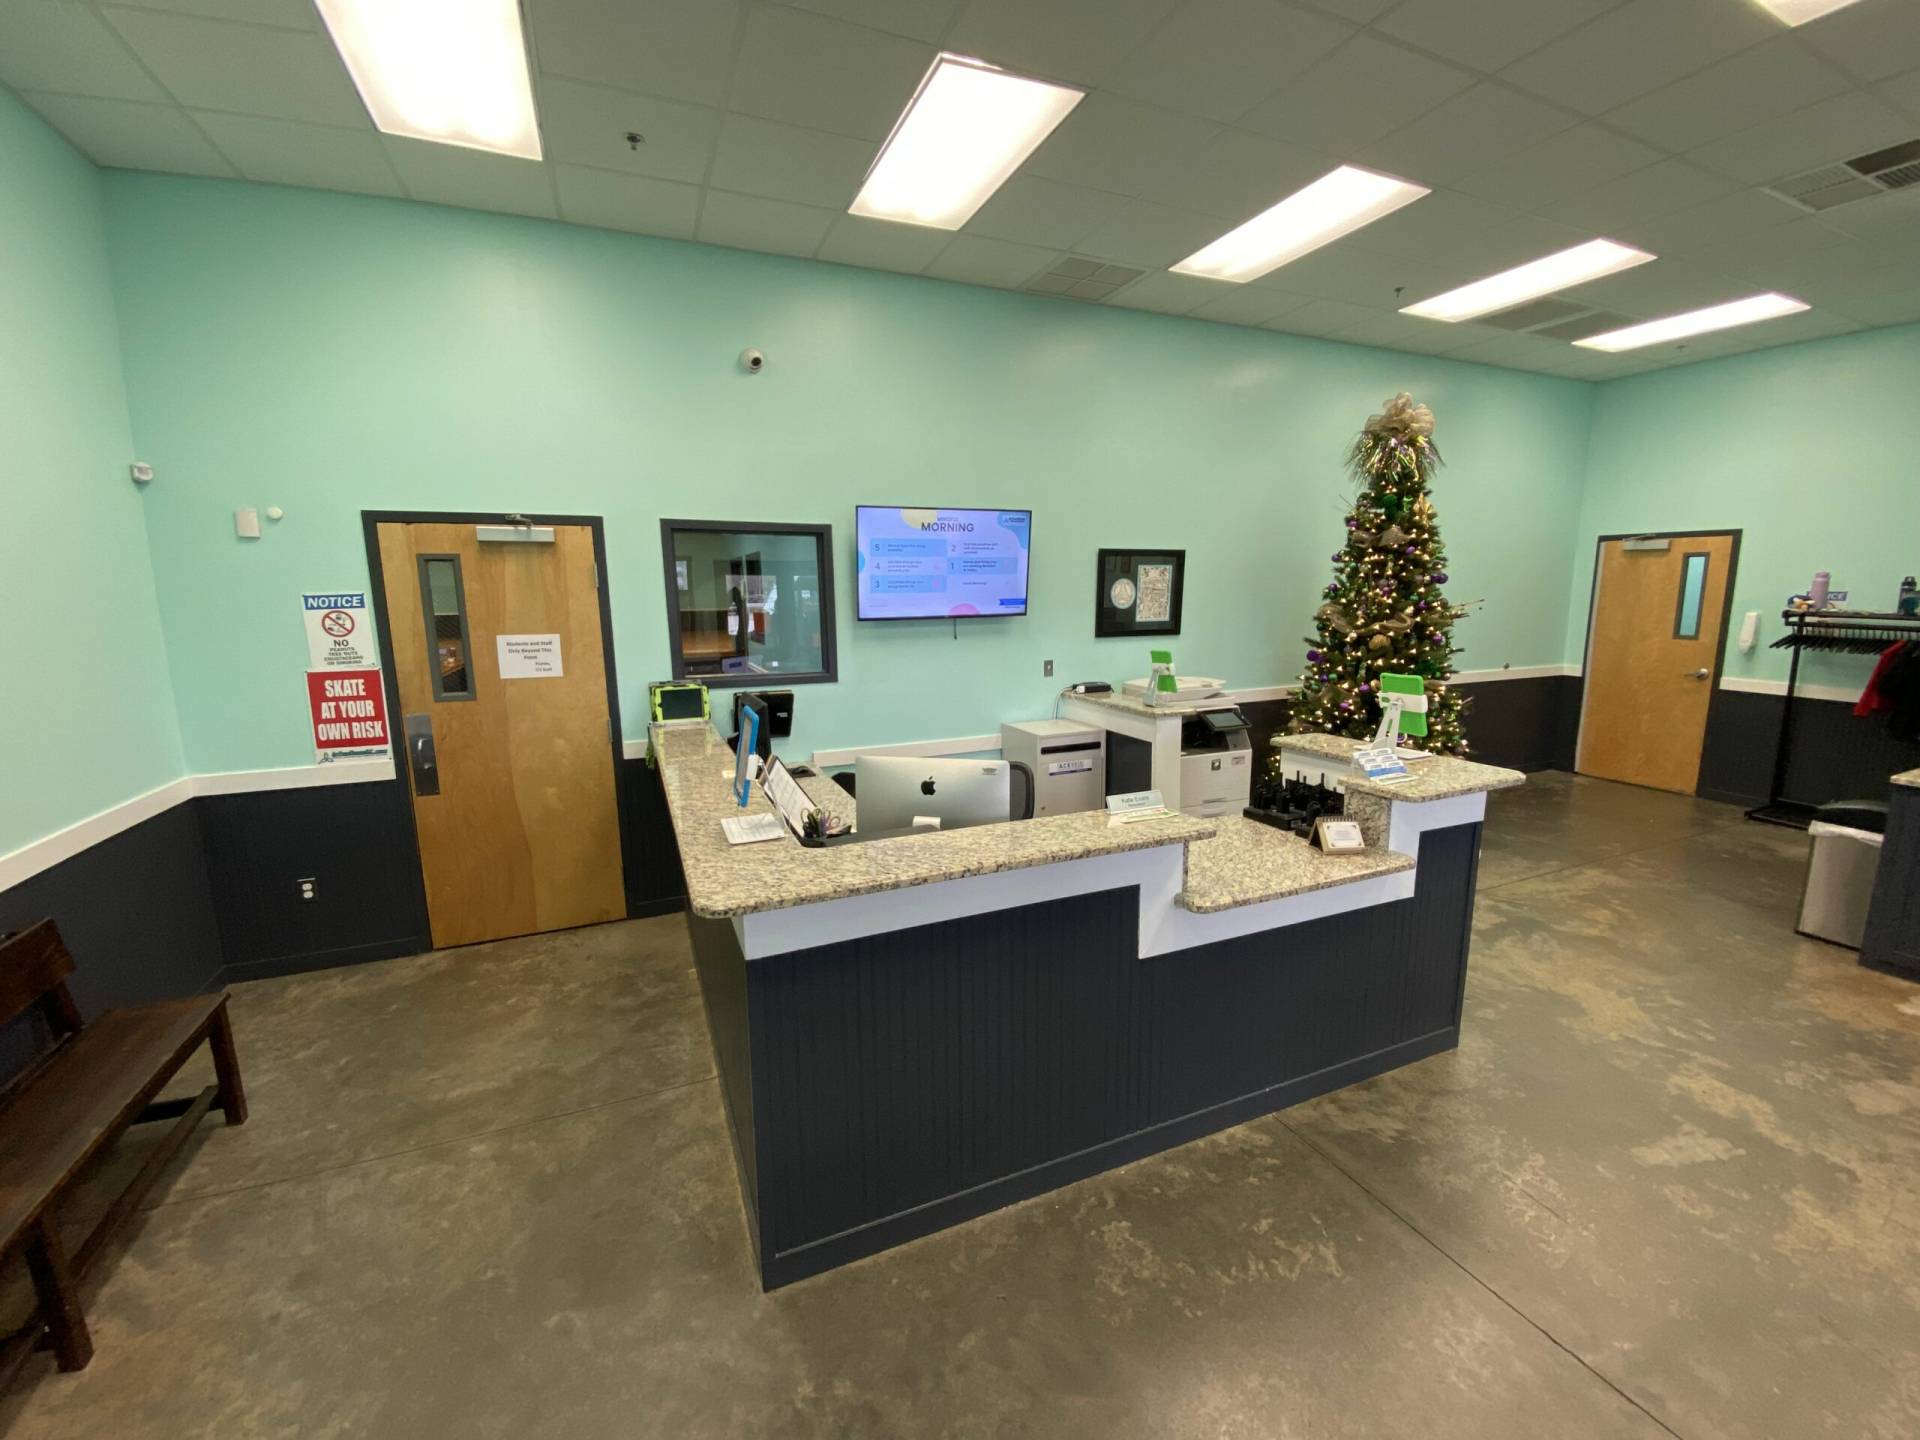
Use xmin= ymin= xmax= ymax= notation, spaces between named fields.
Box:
xmin=0 ymin=919 xmax=246 ymax=1385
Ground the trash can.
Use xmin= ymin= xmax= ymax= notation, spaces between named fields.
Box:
xmin=1797 ymin=801 xmax=1889 ymax=949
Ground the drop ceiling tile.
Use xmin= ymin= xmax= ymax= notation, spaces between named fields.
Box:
xmin=535 ymin=78 xmax=716 ymax=184
xmin=707 ymin=113 xmax=874 ymax=208
xmin=1499 ymin=0 xmax=1780 ymax=117
xmin=1255 ymin=243 xmax=1464 ymax=308
xmin=530 ymin=0 xmax=742 ymax=107
xmin=922 ymin=234 xmax=1061 ymax=288
xmin=1329 ymin=307 xmax=1466 ymax=351
xmin=1558 ymin=255 xmax=1748 ymax=312
xmin=102 ymin=7 xmax=364 ymax=126
xmin=1107 ymin=0 xmax=1353 ymax=124
xmin=1818 ymin=184 xmax=1920 ymax=242
xmin=192 ymin=112 xmax=401 ymax=196
xmin=0 ymin=2 xmax=167 ymax=102
xmin=1374 ymin=0 xmax=1619 ymax=76
xmin=1687 ymin=90 xmax=1916 ymax=186
xmin=1107 ymin=270 xmax=1231 ymax=314
xmin=1266 ymin=296 xmax=1381 ymax=335
xmin=1341 ymin=186 xmax=1514 ymax=261
xmin=1187 ymin=286 xmax=1313 ymax=326
xmin=730 ymin=7 xmax=933 ymax=141
xmin=554 ymin=164 xmax=700 ymax=237
xmin=1796 ymin=0 xmax=1920 ymax=84
xmin=129 ymin=0 xmax=317 ymax=25
xmin=815 ymin=214 xmax=951 ymax=272
xmin=1237 ymin=33 xmax=1474 ymax=154
xmin=964 ymin=175 xmax=1127 ymax=250
xmin=22 ymin=92 xmax=235 ymax=175
xmin=1454 ymin=212 xmax=1596 ymax=273
xmin=1134 ymin=128 xmax=1331 ymax=219
xmin=1443 ymin=331 xmax=1579 ymax=371
xmin=1622 ymin=185 xmax=1805 ymax=256
xmin=1073 ymin=199 xmax=1229 ymax=268
xmin=1879 ymin=67 xmax=1920 ymax=125
xmin=943 ymin=0 xmax=1181 ymax=87
xmin=382 ymin=137 xmax=557 ymax=219
xmin=1451 ymin=123 xmax=1663 ymax=211
xmin=1023 ymin=91 xmax=1220 ymax=196
xmin=1299 ymin=0 xmax=1399 ymax=22
xmin=1378 ymin=316 xmax=1511 ymax=354
xmin=696 ymin=190 xmax=836 ymax=257
xmin=1356 ymin=83 xmax=1579 ymax=186
xmin=1534 ymin=157 xmax=1738 ymax=233
xmin=792 ymin=0 xmax=961 ymax=43
xmin=1604 ymin=38 xmax=1853 ymax=153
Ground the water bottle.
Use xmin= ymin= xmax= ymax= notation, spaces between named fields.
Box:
xmin=1900 ymin=576 xmax=1918 ymax=617
xmin=1809 ymin=571 xmax=1830 ymax=609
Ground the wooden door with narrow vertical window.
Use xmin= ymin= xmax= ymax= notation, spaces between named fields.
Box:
xmin=377 ymin=522 xmax=624 ymax=948
xmin=1578 ymin=533 xmax=1736 ymax=794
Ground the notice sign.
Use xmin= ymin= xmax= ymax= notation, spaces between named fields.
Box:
xmin=497 ymin=633 xmax=563 ymax=679
xmin=307 ymin=668 xmax=391 ymax=762
xmin=302 ymin=591 xmax=375 ymax=669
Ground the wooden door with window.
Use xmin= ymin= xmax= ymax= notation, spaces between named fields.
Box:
xmin=1578 ymin=533 xmax=1736 ymax=794
xmin=376 ymin=521 xmax=625 ymax=948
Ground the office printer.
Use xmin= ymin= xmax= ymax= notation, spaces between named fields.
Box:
xmin=1178 ymin=707 xmax=1252 ymax=818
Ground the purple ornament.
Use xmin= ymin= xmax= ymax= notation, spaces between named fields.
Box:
xmin=1306 ymin=649 xmax=1322 ymax=662
xmin=1432 ymin=571 xmax=1449 ymax=584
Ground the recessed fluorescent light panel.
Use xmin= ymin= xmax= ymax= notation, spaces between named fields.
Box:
xmin=1573 ymin=293 xmax=1810 ymax=352
xmin=1401 ymin=240 xmax=1655 ymax=322
xmin=316 ymin=0 xmax=542 ymax=160
xmin=849 ymin=54 xmax=1084 ymax=230
xmin=1171 ymin=166 xmax=1429 ymax=284
xmin=1751 ymin=0 xmax=1864 ymax=25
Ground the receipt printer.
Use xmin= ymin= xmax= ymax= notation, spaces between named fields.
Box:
xmin=1179 ymin=707 xmax=1253 ymax=818
xmin=1001 ymin=720 xmax=1106 ymax=816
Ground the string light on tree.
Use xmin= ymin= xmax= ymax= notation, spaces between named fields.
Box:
xmin=1284 ymin=392 xmax=1472 ymax=756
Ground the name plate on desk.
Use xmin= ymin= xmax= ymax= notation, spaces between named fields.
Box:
xmin=1352 ymin=746 xmax=1411 ymax=783
xmin=1311 ymin=818 xmax=1366 ymax=853
xmin=1106 ymin=789 xmax=1171 ymax=823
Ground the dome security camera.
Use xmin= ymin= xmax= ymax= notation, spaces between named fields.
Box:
xmin=739 ymin=348 xmax=766 ymax=374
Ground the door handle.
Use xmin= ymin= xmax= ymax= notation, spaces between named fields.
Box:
xmin=404 ymin=714 xmax=440 ymax=795
xmin=1686 ymin=668 xmax=1710 ymax=680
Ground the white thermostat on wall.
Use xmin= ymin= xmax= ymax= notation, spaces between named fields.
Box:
xmin=234 ymin=506 xmax=261 ymax=540
xmin=130 ymin=462 xmax=154 ymax=484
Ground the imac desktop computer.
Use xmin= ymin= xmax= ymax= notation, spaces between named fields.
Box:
xmin=856 ymin=756 xmax=1010 ymax=834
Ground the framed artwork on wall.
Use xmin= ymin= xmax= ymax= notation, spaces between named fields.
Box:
xmin=1095 ymin=548 xmax=1185 ymax=637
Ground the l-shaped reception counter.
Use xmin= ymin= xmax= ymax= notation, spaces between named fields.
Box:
xmin=652 ymin=721 xmax=1523 ymax=1289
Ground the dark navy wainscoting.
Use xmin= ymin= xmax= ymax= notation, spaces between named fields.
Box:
xmin=198 ymin=782 xmax=427 ymax=983
xmin=690 ymin=821 xmax=1482 ymax=1290
xmin=1241 ymin=677 xmax=1579 ymax=777
xmin=1698 ymin=688 xmax=1920 ymax=810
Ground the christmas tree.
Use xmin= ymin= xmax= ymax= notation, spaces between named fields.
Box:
xmin=1285 ymin=393 xmax=1470 ymax=755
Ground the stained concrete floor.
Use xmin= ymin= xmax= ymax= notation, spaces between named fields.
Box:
xmin=5 ymin=772 xmax=1919 ymax=1439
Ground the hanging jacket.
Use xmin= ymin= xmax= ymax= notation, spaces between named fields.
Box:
xmin=1856 ymin=642 xmax=1905 ymax=718
xmin=1879 ymin=642 xmax=1920 ymax=743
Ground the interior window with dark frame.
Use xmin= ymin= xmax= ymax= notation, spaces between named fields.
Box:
xmin=418 ymin=555 xmax=475 ymax=700
xmin=660 ymin=521 xmax=837 ymax=686
xmin=1674 ymin=551 xmax=1710 ymax=640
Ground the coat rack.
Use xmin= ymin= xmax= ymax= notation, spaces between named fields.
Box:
xmin=1749 ymin=609 xmax=1920 ymax=827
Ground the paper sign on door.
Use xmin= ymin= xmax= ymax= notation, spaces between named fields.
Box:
xmin=497 ymin=634 xmax=564 ymax=679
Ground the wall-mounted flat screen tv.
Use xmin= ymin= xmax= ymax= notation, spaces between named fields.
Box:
xmin=854 ymin=507 xmax=1032 ymax=621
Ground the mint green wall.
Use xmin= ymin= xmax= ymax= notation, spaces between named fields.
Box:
xmin=1569 ymin=324 xmax=1920 ymax=694
xmin=102 ymin=174 xmax=1590 ymax=772
xmin=0 ymin=91 xmax=182 ymax=854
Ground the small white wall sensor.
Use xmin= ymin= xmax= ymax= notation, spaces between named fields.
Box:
xmin=235 ymin=506 xmax=261 ymax=540
xmin=130 ymin=462 xmax=154 ymax=484
xmin=1738 ymin=610 xmax=1759 ymax=653
xmin=266 ymin=506 xmax=285 ymax=521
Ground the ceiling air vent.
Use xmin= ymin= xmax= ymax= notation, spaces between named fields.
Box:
xmin=1023 ymin=257 xmax=1145 ymax=302
xmin=1481 ymin=297 xmax=1592 ymax=332
xmin=1765 ymin=138 xmax=1920 ymax=212
xmin=1532 ymin=310 xmax=1637 ymax=342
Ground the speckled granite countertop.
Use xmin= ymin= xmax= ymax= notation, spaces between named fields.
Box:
xmin=1895 ymin=769 xmax=1920 ymax=790
xmin=652 ymin=723 xmax=1215 ymax=919
xmin=1181 ymin=817 xmax=1412 ymax=913
xmin=1273 ymin=733 xmax=1527 ymax=801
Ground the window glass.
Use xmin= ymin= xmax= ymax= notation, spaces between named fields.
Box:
xmin=661 ymin=523 xmax=836 ymax=685
xmin=1675 ymin=553 xmax=1708 ymax=640
xmin=419 ymin=555 xmax=474 ymax=699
